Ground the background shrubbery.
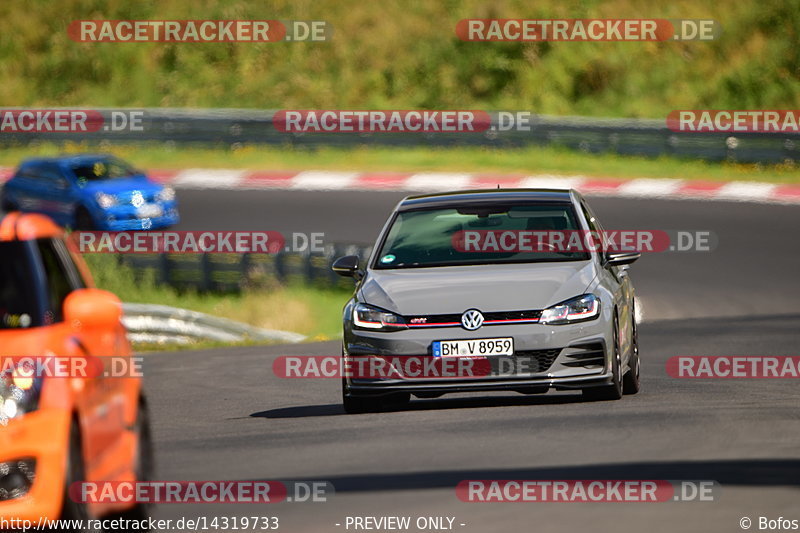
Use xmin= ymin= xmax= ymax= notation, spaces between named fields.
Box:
xmin=1 ymin=0 xmax=797 ymax=116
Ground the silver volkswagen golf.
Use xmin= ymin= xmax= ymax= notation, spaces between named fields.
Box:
xmin=333 ymin=189 xmax=641 ymax=413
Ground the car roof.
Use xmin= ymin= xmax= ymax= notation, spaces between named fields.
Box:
xmin=397 ymin=189 xmax=578 ymax=211
xmin=18 ymin=154 xmax=116 ymax=167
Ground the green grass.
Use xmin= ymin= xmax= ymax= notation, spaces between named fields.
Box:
xmin=1 ymin=142 xmax=798 ymax=183
xmin=83 ymin=255 xmax=352 ymax=350
xmin=2 ymin=1 xmax=798 ymax=118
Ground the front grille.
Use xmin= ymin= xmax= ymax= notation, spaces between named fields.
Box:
xmin=562 ymin=342 xmax=606 ymax=369
xmin=514 ymin=348 xmax=561 ymax=373
xmin=406 ymin=309 xmax=542 ymax=328
xmin=115 ymin=190 xmax=158 ymax=205
xmin=480 ymin=349 xmax=561 ymax=375
xmin=0 ymin=459 xmax=36 ymax=501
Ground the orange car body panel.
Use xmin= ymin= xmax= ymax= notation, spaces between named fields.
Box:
xmin=0 ymin=213 xmax=141 ymax=521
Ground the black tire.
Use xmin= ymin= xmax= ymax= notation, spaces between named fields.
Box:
xmin=342 ymin=378 xmax=384 ymax=414
xmin=60 ymin=420 xmax=91 ymax=526
xmin=115 ymin=398 xmax=155 ymax=525
xmin=383 ymin=392 xmax=411 ymax=409
xmin=340 ymin=342 xmax=411 ymax=413
xmin=1 ymin=198 xmax=18 ymax=213
xmin=623 ymin=312 xmax=641 ymax=395
xmin=583 ymin=315 xmax=623 ymax=401
xmin=75 ymin=207 xmax=95 ymax=230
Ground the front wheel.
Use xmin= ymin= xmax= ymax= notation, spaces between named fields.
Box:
xmin=75 ymin=207 xmax=95 ymax=230
xmin=1 ymin=198 xmax=18 ymax=213
xmin=342 ymin=379 xmax=383 ymax=414
xmin=623 ymin=313 xmax=641 ymax=395
xmin=115 ymin=398 xmax=155 ymax=524
xmin=60 ymin=420 xmax=91 ymax=526
xmin=583 ymin=315 xmax=623 ymax=402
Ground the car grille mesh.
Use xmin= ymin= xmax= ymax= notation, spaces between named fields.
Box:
xmin=513 ymin=348 xmax=561 ymax=373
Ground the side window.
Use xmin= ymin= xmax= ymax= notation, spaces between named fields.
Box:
xmin=41 ymin=163 xmax=68 ymax=189
xmin=580 ymin=200 xmax=607 ymax=257
xmin=579 ymin=200 xmax=602 ymax=233
xmin=17 ymin=163 xmax=45 ymax=182
xmin=36 ymin=238 xmax=83 ymax=323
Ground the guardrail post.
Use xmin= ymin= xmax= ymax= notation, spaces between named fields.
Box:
xmin=302 ymin=249 xmax=314 ymax=283
xmin=274 ymin=251 xmax=285 ymax=282
xmin=158 ymin=253 xmax=170 ymax=285
xmin=239 ymin=253 xmax=250 ymax=287
xmin=200 ymin=253 xmax=212 ymax=292
xmin=327 ymin=244 xmax=339 ymax=285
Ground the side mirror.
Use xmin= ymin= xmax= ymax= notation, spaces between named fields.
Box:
xmin=64 ymin=288 xmax=123 ymax=329
xmin=332 ymin=255 xmax=361 ymax=278
xmin=605 ymin=252 xmax=641 ymax=267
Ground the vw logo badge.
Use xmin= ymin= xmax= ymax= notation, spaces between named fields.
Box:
xmin=461 ymin=309 xmax=484 ymax=330
xmin=131 ymin=190 xmax=145 ymax=208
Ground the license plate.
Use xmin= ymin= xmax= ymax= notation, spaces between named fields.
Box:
xmin=137 ymin=204 xmax=163 ymax=218
xmin=432 ymin=337 xmax=514 ymax=357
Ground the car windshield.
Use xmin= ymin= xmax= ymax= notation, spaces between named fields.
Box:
xmin=0 ymin=242 xmax=41 ymax=329
xmin=374 ymin=203 xmax=590 ymax=269
xmin=70 ymin=157 xmax=136 ymax=183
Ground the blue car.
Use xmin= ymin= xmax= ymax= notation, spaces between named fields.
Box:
xmin=1 ymin=154 xmax=179 ymax=230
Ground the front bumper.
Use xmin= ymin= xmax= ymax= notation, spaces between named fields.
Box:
xmin=98 ymin=202 xmax=179 ymax=230
xmin=0 ymin=409 xmax=70 ymax=522
xmin=344 ymin=320 xmax=613 ymax=397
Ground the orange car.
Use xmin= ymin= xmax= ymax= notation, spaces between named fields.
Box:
xmin=0 ymin=212 xmax=152 ymax=524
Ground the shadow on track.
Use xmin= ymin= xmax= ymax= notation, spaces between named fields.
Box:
xmin=251 ymin=392 xmax=588 ymax=419
xmin=241 ymin=459 xmax=800 ymax=492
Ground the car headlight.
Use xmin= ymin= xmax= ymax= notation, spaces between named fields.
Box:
xmin=95 ymin=192 xmax=117 ymax=209
xmin=157 ymin=186 xmax=176 ymax=202
xmin=539 ymin=294 xmax=600 ymax=325
xmin=0 ymin=361 xmax=43 ymax=424
xmin=353 ymin=303 xmax=407 ymax=331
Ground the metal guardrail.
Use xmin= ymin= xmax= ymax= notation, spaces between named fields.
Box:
xmin=118 ymin=244 xmax=372 ymax=293
xmin=1 ymin=108 xmax=798 ymax=163
xmin=118 ymin=245 xmax=369 ymax=344
xmin=121 ymin=303 xmax=306 ymax=345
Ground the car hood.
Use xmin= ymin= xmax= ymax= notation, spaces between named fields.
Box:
xmin=81 ymin=175 xmax=162 ymax=196
xmin=359 ymin=261 xmax=598 ymax=315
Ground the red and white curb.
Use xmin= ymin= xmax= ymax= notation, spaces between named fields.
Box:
xmin=2 ymin=167 xmax=799 ymax=204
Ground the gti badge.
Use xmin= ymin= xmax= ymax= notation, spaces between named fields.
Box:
xmin=461 ymin=309 xmax=484 ymax=330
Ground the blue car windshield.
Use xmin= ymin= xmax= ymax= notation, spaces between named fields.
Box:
xmin=71 ymin=158 xmax=136 ymax=184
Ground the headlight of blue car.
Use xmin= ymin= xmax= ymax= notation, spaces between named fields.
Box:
xmin=95 ymin=192 xmax=118 ymax=209
xmin=157 ymin=186 xmax=176 ymax=202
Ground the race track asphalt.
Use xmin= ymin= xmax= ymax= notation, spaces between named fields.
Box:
xmin=144 ymin=189 xmax=800 ymax=532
